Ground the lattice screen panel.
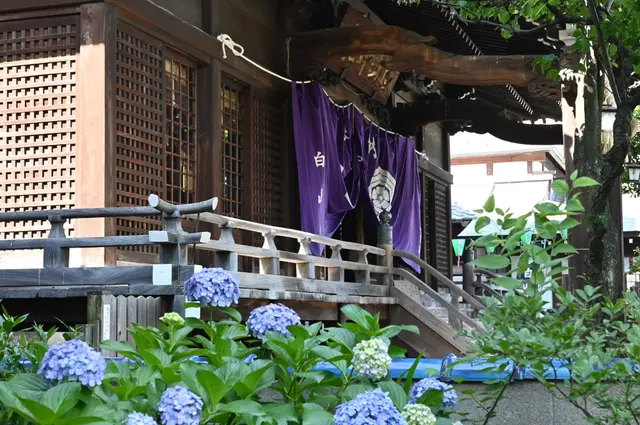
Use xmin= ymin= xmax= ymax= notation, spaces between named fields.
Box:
xmin=421 ymin=174 xmax=431 ymax=265
xmin=0 ymin=17 xmax=79 ymax=239
xmin=433 ymin=182 xmax=451 ymax=278
xmin=114 ymin=25 xmax=164 ymax=256
xmin=221 ymin=81 xmax=244 ymax=219
xmin=252 ymin=96 xmax=283 ymax=227
xmin=165 ymin=56 xmax=196 ymax=205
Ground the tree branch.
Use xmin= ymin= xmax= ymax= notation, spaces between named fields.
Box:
xmin=587 ymin=0 xmax=622 ymax=105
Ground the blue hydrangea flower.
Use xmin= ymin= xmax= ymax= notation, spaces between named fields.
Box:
xmin=409 ymin=378 xmax=458 ymax=409
xmin=126 ymin=412 xmax=158 ymax=425
xmin=402 ymin=404 xmax=437 ymax=425
xmin=352 ymin=338 xmax=392 ymax=380
xmin=334 ymin=389 xmax=407 ymax=425
xmin=158 ymin=386 xmax=203 ymax=425
xmin=38 ymin=339 xmax=105 ymax=387
xmin=184 ymin=268 xmax=240 ymax=308
xmin=243 ymin=354 xmax=257 ymax=364
xmin=246 ymin=303 xmax=301 ymax=339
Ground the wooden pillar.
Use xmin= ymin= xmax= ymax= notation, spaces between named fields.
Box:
xmin=377 ymin=210 xmax=393 ymax=286
xmin=75 ymin=3 xmax=116 ymax=266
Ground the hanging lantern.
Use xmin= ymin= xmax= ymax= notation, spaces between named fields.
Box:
xmin=452 ymin=239 xmax=466 ymax=267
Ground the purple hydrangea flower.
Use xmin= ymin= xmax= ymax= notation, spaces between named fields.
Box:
xmin=158 ymin=386 xmax=203 ymax=425
xmin=243 ymin=354 xmax=257 ymax=364
xmin=38 ymin=339 xmax=105 ymax=387
xmin=126 ymin=412 xmax=158 ymax=425
xmin=334 ymin=389 xmax=407 ymax=425
xmin=409 ymin=378 xmax=458 ymax=409
xmin=246 ymin=303 xmax=301 ymax=340
xmin=184 ymin=268 xmax=240 ymax=308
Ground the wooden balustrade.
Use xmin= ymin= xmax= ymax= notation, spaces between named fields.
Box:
xmin=0 ymin=193 xmax=487 ymax=344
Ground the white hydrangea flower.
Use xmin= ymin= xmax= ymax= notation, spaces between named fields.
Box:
xmin=352 ymin=338 xmax=392 ymax=381
xmin=452 ymin=421 xmax=464 ymax=425
xmin=402 ymin=404 xmax=437 ymax=425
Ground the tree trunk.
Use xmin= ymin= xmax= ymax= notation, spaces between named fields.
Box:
xmin=571 ymin=54 xmax=626 ymax=299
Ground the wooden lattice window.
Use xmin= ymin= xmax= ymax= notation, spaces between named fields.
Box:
xmin=114 ymin=25 xmax=165 ymax=257
xmin=252 ymin=95 xmax=283 ymax=226
xmin=221 ymin=80 xmax=244 ymax=218
xmin=433 ymin=182 xmax=451 ymax=278
xmin=165 ymin=55 xmax=197 ymax=205
xmin=421 ymin=174 xmax=431 ymax=265
xmin=0 ymin=17 xmax=79 ymax=239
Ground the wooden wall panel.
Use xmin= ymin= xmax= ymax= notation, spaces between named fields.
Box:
xmin=114 ymin=23 xmax=164 ymax=260
xmin=252 ymin=94 xmax=284 ymax=227
xmin=433 ymin=181 xmax=451 ymax=278
xmin=0 ymin=16 xmax=79 ymax=239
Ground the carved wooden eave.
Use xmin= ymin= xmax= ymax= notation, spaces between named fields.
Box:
xmin=322 ymin=8 xmax=400 ymax=103
xmin=393 ymin=99 xmax=562 ymax=145
xmin=288 ymin=26 xmax=552 ymax=89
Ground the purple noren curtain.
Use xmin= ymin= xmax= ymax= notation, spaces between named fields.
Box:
xmin=292 ymin=82 xmax=421 ymax=271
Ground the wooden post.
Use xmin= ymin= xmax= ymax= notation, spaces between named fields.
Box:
xmin=259 ymin=230 xmax=280 ymax=275
xmin=75 ymin=3 xmax=117 ymax=267
xmin=159 ymin=213 xmax=189 ymax=266
xmin=216 ymin=223 xmax=239 ymax=271
xmin=296 ymin=238 xmax=316 ymax=279
xmin=377 ymin=210 xmax=393 ymax=286
xmin=327 ymin=245 xmax=345 ymax=282
xmin=43 ymin=216 xmax=69 ymax=268
xmin=355 ymin=248 xmax=371 ymax=283
xmin=86 ymin=292 xmax=113 ymax=353
xmin=461 ymin=246 xmax=475 ymax=297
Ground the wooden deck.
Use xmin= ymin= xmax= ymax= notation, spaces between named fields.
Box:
xmin=0 ymin=195 xmax=485 ymax=356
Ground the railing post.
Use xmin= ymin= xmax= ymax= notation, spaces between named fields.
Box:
xmin=43 ymin=215 xmax=69 ymax=268
xmin=296 ymin=238 xmax=315 ymax=279
xmin=462 ymin=245 xmax=475 ymax=297
xmin=216 ymin=222 xmax=238 ymax=272
xmin=355 ymin=248 xmax=371 ymax=283
xmin=259 ymin=230 xmax=280 ymax=275
xmin=377 ymin=210 xmax=393 ymax=286
xmin=159 ymin=212 xmax=188 ymax=266
xmin=327 ymin=245 xmax=344 ymax=282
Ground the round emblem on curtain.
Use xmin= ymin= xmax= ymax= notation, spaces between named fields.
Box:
xmin=368 ymin=167 xmax=397 ymax=217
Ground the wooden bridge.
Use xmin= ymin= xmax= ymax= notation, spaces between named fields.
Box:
xmin=0 ymin=195 xmax=486 ymax=357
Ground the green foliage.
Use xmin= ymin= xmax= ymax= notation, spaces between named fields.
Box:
xmin=0 ymin=304 xmax=452 ymax=425
xmin=447 ymin=0 xmax=640 ymax=79
xmin=464 ymin=175 xmax=640 ymax=425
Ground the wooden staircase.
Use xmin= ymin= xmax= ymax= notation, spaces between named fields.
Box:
xmin=388 ymin=251 xmax=485 ymax=356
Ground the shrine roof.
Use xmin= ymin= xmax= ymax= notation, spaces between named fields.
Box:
xmin=363 ymin=0 xmax=562 ymax=120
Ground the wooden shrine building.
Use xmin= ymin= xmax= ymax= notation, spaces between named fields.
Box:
xmin=0 ymin=0 xmax=563 ymax=355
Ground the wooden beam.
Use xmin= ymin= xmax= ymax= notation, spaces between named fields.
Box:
xmin=289 ymin=26 xmax=550 ymax=87
xmin=451 ymin=151 xmax=548 ymax=166
xmin=76 ymin=2 xmax=117 ymax=266
xmin=0 ymin=0 xmax=91 ymax=13
xmin=394 ymin=99 xmax=563 ymax=146
xmin=0 ymin=265 xmax=198 ymax=287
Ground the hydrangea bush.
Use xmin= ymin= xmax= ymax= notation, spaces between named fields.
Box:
xmin=352 ymin=338 xmax=392 ymax=380
xmin=245 ymin=303 xmax=301 ymax=339
xmin=0 ymin=270 xmax=464 ymax=425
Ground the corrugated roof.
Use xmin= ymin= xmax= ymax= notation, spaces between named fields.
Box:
xmin=451 ymin=202 xmax=478 ymax=221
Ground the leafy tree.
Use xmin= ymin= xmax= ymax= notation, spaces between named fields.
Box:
xmin=423 ymin=0 xmax=640 ymax=299
xmin=465 ymin=176 xmax=640 ymax=425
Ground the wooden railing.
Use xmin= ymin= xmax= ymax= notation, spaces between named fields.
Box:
xmin=0 ymin=195 xmax=216 ymax=288
xmin=392 ymin=250 xmax=485 ymax=333
xmin=0 ymin=194 xmax=488 ymax=339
